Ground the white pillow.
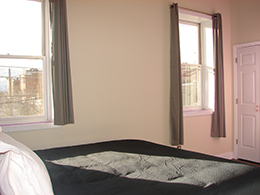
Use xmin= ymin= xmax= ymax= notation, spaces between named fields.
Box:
xmin=0 ymin=132 xmax=54 ymax=195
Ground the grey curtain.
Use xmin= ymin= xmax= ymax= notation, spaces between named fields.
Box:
xmin=50 ymin=0 xmax=74 ymax=125
xmin=170 ymin=3 xmax=184 ymax=145
xmin=211 ymin=13 xmax=226 ymax=137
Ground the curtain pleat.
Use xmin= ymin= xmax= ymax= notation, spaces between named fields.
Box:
xmin=170 ymin=3 xmax=184 ymax=145
xmin=211 ymin=13 xmax=226 ymax=137
xmin=50 ymin=0 xmax=74 ymax=125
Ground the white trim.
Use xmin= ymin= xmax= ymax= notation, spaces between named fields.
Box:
xmin=183 ymin=109 xmax=213 ymax=117
xmin=0 ymin=55 xmax=45 ymax=59
xmin=183 ymin=105 xmax=202 ymax=112
xmin=43 ymin=0 xmax=53 ymax=122
xmin=1 ymin=122 xmax=60 ymax=133
xmin=215 ymin=152 xmax=234 ymax=160
xmin=233 ymin=41 xmax=260 ymax=159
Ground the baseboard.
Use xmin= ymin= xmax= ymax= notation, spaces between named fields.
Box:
xmin=215 ymin=152 xmax=234 ymax=159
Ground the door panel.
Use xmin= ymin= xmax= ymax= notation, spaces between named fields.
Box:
xmin=241 ymin=71 xmax=255 ymax=104
xmin=241 ymin=115 xmax=255 ymax=148
xmin=237 ymin=45 xmax=260 ymax=163
xmin=241 ymin=53 xmax=255 ymax=66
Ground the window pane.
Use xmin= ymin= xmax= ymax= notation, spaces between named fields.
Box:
xmin=0 ymin=59 xmax=43 ymax=117
xmin=205 ymin=27 xmax=214 ymax=68
xmin=179 ymin=23 xmax=199 ymax=64
xmin=182 ymin=65 xmax=201 ymax=106
xmin=0 ymin=0 xmax=42 ymax=56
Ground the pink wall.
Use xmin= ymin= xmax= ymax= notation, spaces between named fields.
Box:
xmin=9 ymin=0 xmax=253 ymax=157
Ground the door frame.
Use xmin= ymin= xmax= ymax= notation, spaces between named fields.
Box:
xmin=233 ymin=41 xmax=260 ymax=159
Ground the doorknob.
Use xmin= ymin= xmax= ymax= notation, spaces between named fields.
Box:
xmin=257 ymin=105 xmax=259 ymax=112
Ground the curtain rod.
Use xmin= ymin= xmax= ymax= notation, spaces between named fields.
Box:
xmin=170 ymin=3 xmax=213 ymax=17
xmin=179 ymin=6 xmax=213 ymax=17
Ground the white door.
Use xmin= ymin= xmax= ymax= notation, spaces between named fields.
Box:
xmin=237 ymin=45 xmax=260 ymax=163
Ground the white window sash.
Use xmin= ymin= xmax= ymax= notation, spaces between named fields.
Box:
xmin=0 ymin=0 xmax=53 ymax=129
xmin=179 ymin=9 xmax=214 ymax=114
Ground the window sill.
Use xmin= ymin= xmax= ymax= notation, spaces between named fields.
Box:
xmin=1 ymin=121 xmax=60 ymax=133
xmin=183 ymin=109 xmax=213 ymax=117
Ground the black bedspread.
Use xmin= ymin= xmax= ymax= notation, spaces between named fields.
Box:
xmin=35 ymin=139 xmax=260 ymax=195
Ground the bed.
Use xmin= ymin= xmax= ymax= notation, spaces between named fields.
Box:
xmin=35 ymin=139 xmax=260 ymax=195
xmin=1 ymin=131 xmax=260 ymax=195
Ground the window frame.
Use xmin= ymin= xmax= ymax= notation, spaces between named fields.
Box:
xmin=179 ymin=20 xmax=201 ymax=65
xmin=179 ymin=8 xmax=214 ymax=117
xmin=0 ymin=0 xmax=54 ymax=132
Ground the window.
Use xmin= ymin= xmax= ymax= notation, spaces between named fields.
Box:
xmin=179 ymin=9 xmax=214 ymax=115
xmin=0 ymin=0 xmax=53 ymax=131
